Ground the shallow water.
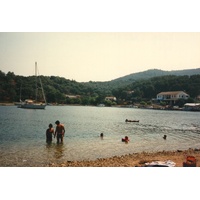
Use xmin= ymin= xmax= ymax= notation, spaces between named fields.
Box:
xmin=0 ymin=105 xmax=200 ymax=166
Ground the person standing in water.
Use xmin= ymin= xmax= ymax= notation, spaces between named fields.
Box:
xmin=46 ymin=123 xmax=55 ymax=143
xmin=54 ymin=120 xmax=65 ymax=143
xmin=100 ymin=133 xmax=104 ymax=139
xmin=163 ymin=135 xmax=167 ymax=140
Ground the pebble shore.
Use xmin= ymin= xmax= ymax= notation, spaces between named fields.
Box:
xmin=47 ymin=148 xmax=200 ymax=167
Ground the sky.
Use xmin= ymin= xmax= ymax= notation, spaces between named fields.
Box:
xmin=1 ymin=32 xmax=200 ymax=82
xmin=1 ymin=1 xmax=200 ymax=83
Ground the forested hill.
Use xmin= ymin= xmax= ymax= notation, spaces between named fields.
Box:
xmin=108 ymin=68 xmax=200 ymax=87
xmin=82 ymin=68 xmax=200 ymax=93
xmin=112 ymin=68 xmax=200 ymax=81
xmin=1 ymin=68 xmax=200 ymax=105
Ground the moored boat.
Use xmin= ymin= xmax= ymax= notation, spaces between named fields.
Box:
xmin=18 ymin=62 xmax=47 ymax=109
xmin=125 ymin=119 xmax=139 ymax=122
xmin=18 ymin=99 xmax=46 ymax=109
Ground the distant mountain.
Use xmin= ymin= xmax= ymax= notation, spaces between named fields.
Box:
xmin=109 ymin=68 xmax=200 ymax=86
xmin=82 ymin=68 xmax=200 ymax=92
xmin=169 ymin=68 xmax=200 ymax=76
xmin=112 ymin=68 xmax=200 ymax=82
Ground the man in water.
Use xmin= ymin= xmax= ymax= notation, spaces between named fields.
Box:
xmin=54 ymin=120 xmax=65 ymax=143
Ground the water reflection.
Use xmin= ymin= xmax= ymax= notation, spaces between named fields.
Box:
xmin=100 ymin=133 xmax=103 ymax=140
xmin=45 ymin=142 xmax=64 ymax=159
xmin=54 ymin=143 xmax=64 ymax=159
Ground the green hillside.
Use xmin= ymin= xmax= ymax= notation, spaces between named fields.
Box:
xmin=1 ymin=68 xmax=200 ymax=106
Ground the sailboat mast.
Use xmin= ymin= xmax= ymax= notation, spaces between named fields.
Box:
xmin=35 ymin=62 xmax=47 ymax=105
xmin=40 ymin=75 xmax=47 ymax=104
xmin=35 ymin=62 xmax=38 ymax=102
xmin=20 ymin=82 xmax=22 ymax=101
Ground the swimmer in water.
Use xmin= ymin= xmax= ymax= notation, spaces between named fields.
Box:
xmin=163 ymin=135 xmax=167 ymax=140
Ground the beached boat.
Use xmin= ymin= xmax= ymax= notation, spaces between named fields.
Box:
xmin=18 ymin=62 xmax=47 ymax=109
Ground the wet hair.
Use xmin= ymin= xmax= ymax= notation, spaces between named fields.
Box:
xmin=49 ymin=123 xmax=53 ymax=128
xmin=55 ymin=120 xmax=60 ymax=125
xmin=100 ymin=133 xmax=103 ymax=137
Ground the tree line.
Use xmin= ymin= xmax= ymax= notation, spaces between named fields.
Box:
xmin=0 ymin=70 xmax=200 ymax=106
xmin=113 ymin=75 xmax=200 ymax=106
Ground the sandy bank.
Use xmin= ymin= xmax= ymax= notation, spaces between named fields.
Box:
xmin=47 ymin=148 xmax=200 ymax=167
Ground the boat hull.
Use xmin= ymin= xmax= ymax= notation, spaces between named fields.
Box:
xmin=18 ymin=104 xmax=46 ymax=109
xmin=14 ymin=102 xmax=22 ymax=106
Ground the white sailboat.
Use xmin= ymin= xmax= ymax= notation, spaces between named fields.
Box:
xmin=18 ymin=62 xmax=47 ymax=109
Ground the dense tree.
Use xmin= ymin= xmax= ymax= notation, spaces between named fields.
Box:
xmin=0 ymin=70 xmax=200 ymax=105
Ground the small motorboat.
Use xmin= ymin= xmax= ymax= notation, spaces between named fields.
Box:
xmin=125 ymin=119 xmax=139 ymax=122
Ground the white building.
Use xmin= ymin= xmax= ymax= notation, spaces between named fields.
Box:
xmin=105 ymin=96 xmax=117 ymax=101
xmin=65 ymin=95 xmax=81 ymax=99
xmin=156 ymin=91 xmax=190 ymax=105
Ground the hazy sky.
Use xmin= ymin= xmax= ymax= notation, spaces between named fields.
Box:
xmin=1 ymin=32 xmax=200 ymax=82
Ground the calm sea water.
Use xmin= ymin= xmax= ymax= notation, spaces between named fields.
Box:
xmin=0 ymin=105 xmax=200 ymax=166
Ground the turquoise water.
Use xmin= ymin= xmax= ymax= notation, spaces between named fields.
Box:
xmin=0 ymin=105 xmax=200 ymax=166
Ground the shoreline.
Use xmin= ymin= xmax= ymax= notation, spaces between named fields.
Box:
xmin=0 ymin=102 xmax=195 ymax=112
xmin=1 ymin=103 xmax=199 ymax=112
xmin=47 ymin=148 xmax=200 ymax=167
xmin=1 ymin=102 xmax=200 ymax=112
xmin=0 ymin=103 xmax=15 ymax=106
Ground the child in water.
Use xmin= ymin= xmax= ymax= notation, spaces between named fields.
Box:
xmin=46 ymin=123 xmax=55 ymax=143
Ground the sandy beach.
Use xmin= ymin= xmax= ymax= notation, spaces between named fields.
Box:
xmin=47 ymin=148 xmax=200 ymax=167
